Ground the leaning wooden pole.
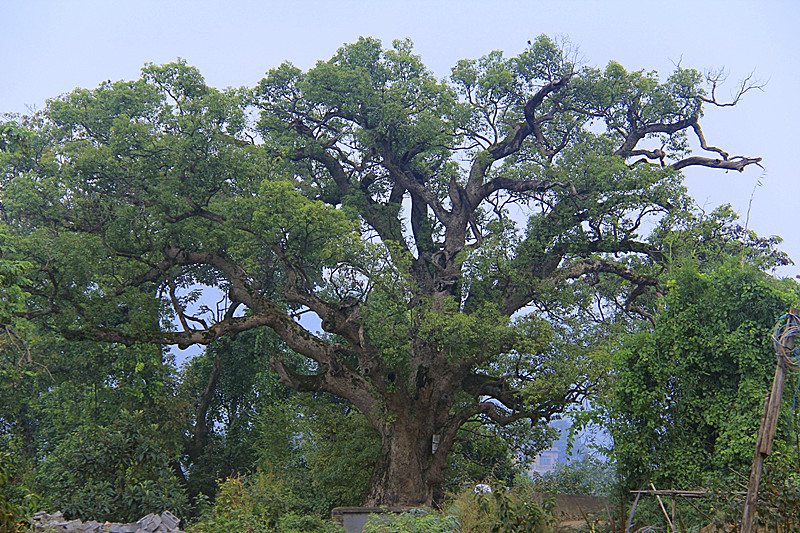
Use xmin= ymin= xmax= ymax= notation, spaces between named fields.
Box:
xmin=740 ymin=308 xmax=797 ymax=533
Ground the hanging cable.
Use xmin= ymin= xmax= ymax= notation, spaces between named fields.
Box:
xmin=772 ymin=312 xmax=800 ymax=464
xmin=771 ymin=312 xmax=800 ymax=372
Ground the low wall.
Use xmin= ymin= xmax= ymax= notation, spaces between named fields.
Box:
xmin=331 ymin=507 xmax=414 ymax=533
xmin=332 ymin=494 xmax=608 ymax=532
xmin=530 ymin=493 xmax=608 ymax=518
xmin=29 ymin=511 xmax=184 ymax=533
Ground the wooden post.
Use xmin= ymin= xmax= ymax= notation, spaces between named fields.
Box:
xmin=740 ymin=309 xmax=796 ymax=533
xmin=671 ymin=496 xmax=676 ymax=532
xmin=625 ymin=492 xmax=641 ymax=533
xmin=652 ymin=483 xmax=674 ymax=531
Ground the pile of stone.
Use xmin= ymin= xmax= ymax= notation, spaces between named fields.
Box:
xmin=29 ymin=511 xmax=184 ymax=533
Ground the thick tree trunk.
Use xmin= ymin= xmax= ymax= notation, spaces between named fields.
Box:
xmin=363 ymin=409 xmax=453 ymax=507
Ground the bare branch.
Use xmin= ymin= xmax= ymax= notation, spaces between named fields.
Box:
xmin=690 ymin=123 xmax=728 ymax=159
xmin=629 ymin=148 xmax=666 ymax=165
xmin=671 ymin=155 xmax=762 ymax=172
xmin=614 ymin=116 xmax=696 ymax=158
xmin=701 ymin=68 xmax=766 ymax=107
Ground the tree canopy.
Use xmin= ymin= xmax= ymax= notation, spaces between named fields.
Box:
xmin=0 ymin=36 xmax=771 ymax=506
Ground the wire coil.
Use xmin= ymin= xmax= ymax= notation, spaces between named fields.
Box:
xmin=772 ymin=312 xmax=800 ymax=372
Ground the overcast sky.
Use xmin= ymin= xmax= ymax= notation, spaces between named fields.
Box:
xmin=3 ymin=0 xmax=799 ymax=275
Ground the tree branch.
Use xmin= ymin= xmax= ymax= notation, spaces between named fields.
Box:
xmin=269 ymin=357 xmax=325 ymax=393
xmin=481 ymin=176 xmax=577 ymax=198
xmin=700 ymin=69 xmax=765 ymax=108
xmin=475 ymin=401 xmax=529 ymax=426
xmin=465 ymin=73 xmax=573 ymax=204
xmin=556 ymin=258 xmax=658 ymax=286
xmin=614 ymin=116 xmax=697 ymax=158
xmin=671 ymin=155 xmax=762 ymax=172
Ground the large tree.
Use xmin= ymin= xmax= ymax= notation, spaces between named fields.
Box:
xmin=0 ymin=36 xmax=765 ymax=506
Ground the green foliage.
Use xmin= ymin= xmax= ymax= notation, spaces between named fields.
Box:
xmin=0 ymin=121 xmax=35 ymax=160
xmin=445 ymin=489 xmax=494 ymax=533
xmin=444 ymin=415 xmax=566 ymax=497
xmin=190 ymin=472 xmax=344 ymax=533
xmin=195 ymin=473 xmax=288 ymax=532
xmin=444 ymin=422 xmax=521 ymax=492
xmin=608 ymin=261 xmax=799 ymax=492
xmin=359 ymin=484 xmax=555 ymax=533
xmin=0 ymin=36 xmax=778 ymax=509
xmin=703 ymin=451 xmax=800 ymax=531
xmin=653 ymin=205 xmax=791 ymax=271
xmin=477 ymin=485 xmax=555 ymax=533
xmin=0 ymin=226 xmax=31 ymax=326
xmin=0 ymin=452 xmax=34 ymax=533
xmin=623 ymin=452 xmax=800 ymax=531
xmin=524 ymin=456 xmax=615 ymax=496
xmin=286 ymin=395 xmax=381 ymax=512
xmin=179 ymin=331 xmax=381 ymax=514
xmin=735 ymin=452 xmax=800 ymax=529
xmin=0 ymin=311 xmax=188 ymax=527
xmin=178 ymin=333 xmax=296 ymax=501
xmin=363 ymin=510 xmax=458 ymax=533
xmin=35 ymin=410 xmax=187 ymax=522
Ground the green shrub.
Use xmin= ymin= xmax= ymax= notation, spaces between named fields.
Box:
xmin=445 ymin=484 xmax=555 ymax=533
xmin=35 ymin=410 xmax=187 ymax=522
xmin=523 ymin=456 xmax=614 ymax=496
xmin=477 ymin=486 xmax=554 ymax=533
xmin=362 ymin=509 xmax=458 ymax=533
xmin=1 ymin=452 xmax=26 ymax=533
xmin=279 ymin=512 xmax=346 ymax=533
xmin=446 ymin=489 xmax=493 ymax=533
xmin=190 ymin=471 xmax=344 ymax=533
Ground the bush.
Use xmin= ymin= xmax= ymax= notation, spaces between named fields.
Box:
xmin=190 ymin=471 xmax=344 ymax=533
xmin=279 ymin=512 xmax=342 ymax=533
xmin=1 ymin=452 xmax=29 ymax=533
xmin=444 ymin=484 xmax=554 ymax=533
xmin=477 ymin=486 xmax=554 ymax=533
xmin=35 ymin=410 xmax=187 ymax=522
xmin=362 ymin=510 xmax=458 ymax=533
xmin=702 ymin=452 xmax=800 ymax=531
xmin=446 ymin=488 xmax=493 ymax=533
xmin=523 ymin=456 xmax=614 ymax=496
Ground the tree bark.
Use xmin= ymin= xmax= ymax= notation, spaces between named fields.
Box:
xmin=363 ymin=410 xmax=453 ymax=507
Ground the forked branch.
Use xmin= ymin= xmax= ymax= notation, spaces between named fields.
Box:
xmin=701 ymin=69 xmax=765 ymax=107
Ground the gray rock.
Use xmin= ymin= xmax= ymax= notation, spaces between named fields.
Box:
xmin=65 ymin=520 xmax=84 ymax=532
xmin=136 ymin=513 xmax=162 ymax=532
xmin=112 ymin=523 xmax=140 ymax=533
xmin=159 ymin=511 xmax=180 ymax=532
xmin=29 ymin=511 xmax=184 ymax=533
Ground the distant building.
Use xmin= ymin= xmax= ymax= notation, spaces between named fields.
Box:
xmin=527 ymin=418 xmax=593 ymax=475
xmin=528 ymin=447 xmax=560 ymax=473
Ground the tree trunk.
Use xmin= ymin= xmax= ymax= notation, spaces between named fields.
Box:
xmin=363 ymin=409 xmax=453 ymax=507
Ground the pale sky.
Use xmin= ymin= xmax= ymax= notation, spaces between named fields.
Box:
xmin=3 ymin=0 xmax=799 ymax=275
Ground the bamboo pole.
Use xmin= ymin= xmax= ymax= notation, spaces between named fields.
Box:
xmin=625 ymin=492 xmax=641 ymax=533
xmin=741 ymin=308 xmax=797 ymax=533
xmin=652 ymin=483 xmax=674 ymax=531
